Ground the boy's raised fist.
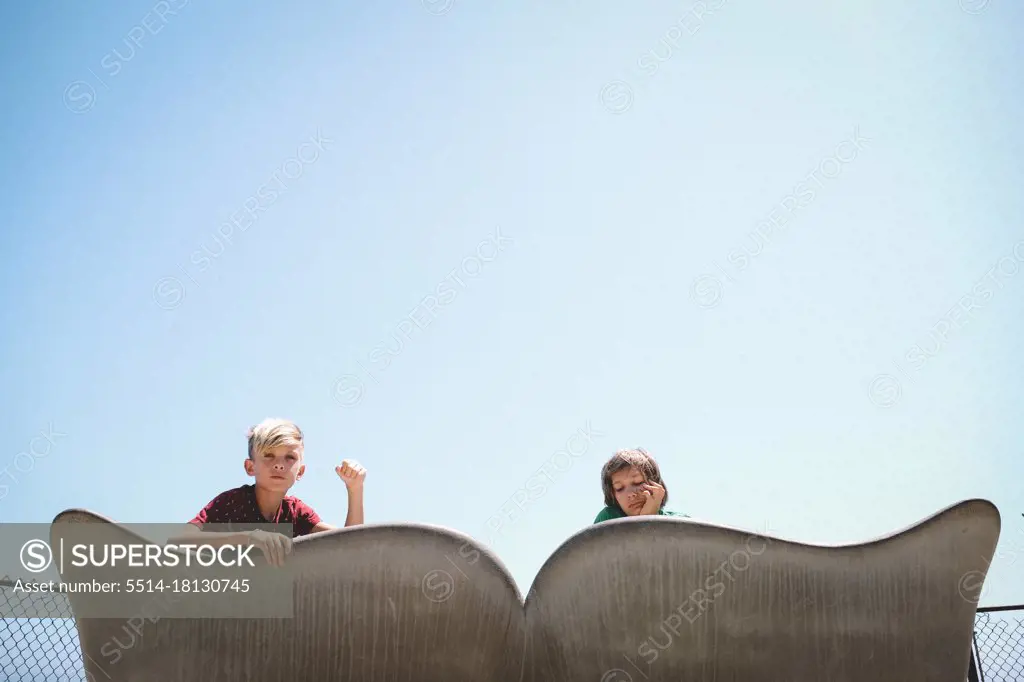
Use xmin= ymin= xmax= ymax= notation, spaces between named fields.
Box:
xmin=336 ymin=459 xmax=367 ymax=490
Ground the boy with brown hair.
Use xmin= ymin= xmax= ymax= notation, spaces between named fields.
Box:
xmin=593 ymin=448 xmax=688 ymax=523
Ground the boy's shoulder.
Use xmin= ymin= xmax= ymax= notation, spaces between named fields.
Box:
xmin=207 ymin=484 xmax=253 ymax=502
xmin=593 ymin=506 xmax=625 ymax=523
xmin=593 ymin=506 xmax=690 ymax=524
xmin=282 ymin=493 xmax=316 ymax=512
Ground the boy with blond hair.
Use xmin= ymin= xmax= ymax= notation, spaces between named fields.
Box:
xmin=174 ymin=418 xmax=366 ymax=565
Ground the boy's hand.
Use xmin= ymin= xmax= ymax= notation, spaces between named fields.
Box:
xmin=247 ymin=529 xmax=292 ymax=567
xmin=336 ymin=459 xmax=367 ymax=490
xmin=639 ymin=481 xmax=666 ymax=515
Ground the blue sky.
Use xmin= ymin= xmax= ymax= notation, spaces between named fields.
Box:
xmin=1 ymin=0 xmax=1022 ymax=610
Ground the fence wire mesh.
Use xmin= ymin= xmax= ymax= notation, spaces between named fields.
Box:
xmin=972 ymin=607 xmax=1024 ymax=682
xmin=0 ymin=581 xmax=89 ymax=682
xmin=1 ymin=579 xmax=1021 ymax=681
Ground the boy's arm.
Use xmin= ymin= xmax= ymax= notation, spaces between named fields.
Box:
xmin=338 ymin=460 xmax=365 ymax=526
xmin=345 ymin=487 xmax=364 ymax=527
xmin=168 ymin=524 xmax=291 ymax=567
xmin=308 ymin=488 xmax=363 ymax=533
xmin=308 ymin=461 xmax=367 ymax=533
xmin=175 ymin=491 xmax=291 ymax=566
xmin=310 ymin=522 xmax=336 ymax=532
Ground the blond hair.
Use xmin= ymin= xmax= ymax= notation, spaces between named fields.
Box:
xmin=247 ymin=418 xmax=304 ymax=460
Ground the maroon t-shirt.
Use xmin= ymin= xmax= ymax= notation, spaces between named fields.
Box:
xmin=189 ymin=484 xmax=322 ymax=537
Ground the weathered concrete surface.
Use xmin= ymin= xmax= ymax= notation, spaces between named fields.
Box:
xmin=526 ymin=499 xmax=999 ymax=681
xmin=55 ymin=499 xmax=999 ymax=682
xmin=52 ymin=514 xmax=524 ymax=682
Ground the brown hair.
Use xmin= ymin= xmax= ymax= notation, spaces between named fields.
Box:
xmin=600 ymin=448 xmax=668 ymax=510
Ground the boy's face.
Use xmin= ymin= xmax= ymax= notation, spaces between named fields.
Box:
xmin=245 ymin=443 xmax=305 ymax=492
xmin=611 ymin=466 xmax=649 ymax=516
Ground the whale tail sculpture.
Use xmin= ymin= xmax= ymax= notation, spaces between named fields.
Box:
xmin=34 ymin=499 xmax=1000 ymax=681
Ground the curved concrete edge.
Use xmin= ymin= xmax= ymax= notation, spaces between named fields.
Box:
xmin=549 ymin=497 xmax=999 ymax=554
xmin=522 ymin=498 xmax=1001 ymax=682
xmin=53 ymin=512 xmax=527 ymax=682
xmin=51 ymin=499 xmax=1002 ymax=682
xmin=56 ymin=499 xmax=1001 ymax=606
xmin=525 ymin=498 xmax=1000 ymax=602
xmin=50 ymin=510 xmax=525 ymax=601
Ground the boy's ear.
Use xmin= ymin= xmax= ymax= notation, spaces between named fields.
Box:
xmin=295 ymin=463 xmax=306 ymax=481
xmin=244 ymin=459 xmax=255 ymax=476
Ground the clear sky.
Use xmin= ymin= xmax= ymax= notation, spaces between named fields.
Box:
xmin=1 ymin=0 xmax=1022 ymax=611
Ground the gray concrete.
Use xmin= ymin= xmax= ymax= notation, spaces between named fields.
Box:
xmin=525 ymin=498 xmax=999 ymax=682
xmin=54 ymin=498 xmax=999 ymax=682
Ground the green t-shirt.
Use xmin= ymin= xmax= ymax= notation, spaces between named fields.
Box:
xmin=593 ymin=506 xmax=690 ymax=523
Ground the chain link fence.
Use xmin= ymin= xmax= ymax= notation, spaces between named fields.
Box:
xmin=0 ymin=580 xmax=89 ymax=682
xmin=1 ymin=578 xmax=1021 ymax=681
xmin=970 ymin=606 xmax=1024 ymax=682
